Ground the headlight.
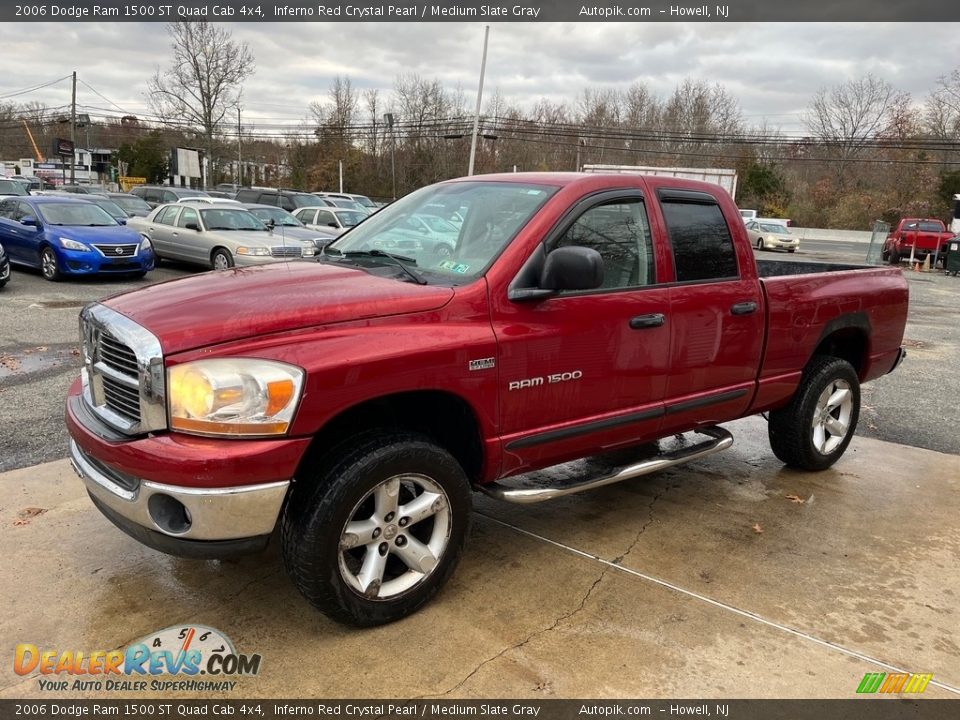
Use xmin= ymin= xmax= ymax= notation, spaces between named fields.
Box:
xmin=59 ymin=237 xmax=89 ymax=251
xmin=167 ymin=358 xmax=305 ymax=437
xmin=138 ymin=236 xmax=152 ymax=254
xmin=236 ymin=246 xmax=271 ymax=256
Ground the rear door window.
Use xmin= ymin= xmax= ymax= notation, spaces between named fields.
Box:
xmin=660 ymin=195 xmax=738 ymax=282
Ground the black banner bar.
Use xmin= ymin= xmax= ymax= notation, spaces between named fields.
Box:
xmin=4 ymin=0 xmax=960 ymax=23
xmin=1 ymin=700 xmax=959 ymax=720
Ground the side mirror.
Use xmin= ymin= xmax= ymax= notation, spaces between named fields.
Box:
xmin=266 ymin=219 xmax=276 ymax=230
xmin=185 ymin=222 xmax=200 ymax=231
xmin=328 ymin=222 xmax=338 ymax=229
xmin=540 ymin=246 xmax=604 ymax=291
xmin=117 ymin=218 xmax=128 ymax=225
xmin=21 ymin=216 xmax=38 ymax=227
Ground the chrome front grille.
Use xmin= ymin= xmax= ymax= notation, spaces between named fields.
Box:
xmin=80 ymin=304 xmax=166 ymax=435
xmin=270 ymin=245 xmax=303 ymax=258
xmin=94 ymin=244 xmax=138 ymax=257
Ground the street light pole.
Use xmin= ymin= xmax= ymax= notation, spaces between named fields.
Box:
xmin=70 ymin=71 xmax=77 ymax=183
xmin=237 ymin=106 xmax=243 ymax=187
xmin=467 ymin=26 xmax=490 ymax=177
xmin=384 ymin=112 xmax=396 ymax=200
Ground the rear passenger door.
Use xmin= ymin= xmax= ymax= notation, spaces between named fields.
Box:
xmin=656 ymin=189 xmax=764 ymax=434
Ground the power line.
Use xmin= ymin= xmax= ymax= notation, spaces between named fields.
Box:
xmin=0 ymin=75 xmax=73 ymax=100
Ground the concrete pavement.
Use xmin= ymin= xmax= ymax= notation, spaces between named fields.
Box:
xmin=1 ymin=416 xmax=958 ymax=699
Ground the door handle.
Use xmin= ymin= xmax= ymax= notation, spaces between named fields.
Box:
xmin=731 ymin=301 xmax=758 ymax=316
xmin=630 ymin=313 xmax=665 ymax=329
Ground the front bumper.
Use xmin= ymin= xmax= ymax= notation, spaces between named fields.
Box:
xmin=59 ymin=246 xmax=154 ymax=275
xmin=66 ymin=380 xmax=309 ymax=557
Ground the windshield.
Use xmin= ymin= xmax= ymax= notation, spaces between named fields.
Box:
xmin=328 ymin=181 xmax=558 ymax=283
xmin=904 ymin=221 xmax=944 ymax=233
xmin=759 ymin=223 xmax=788 ymax=233
xmin=285 ymin=194 xmax=318 ymax=209
xmin=37 ymin=202 xmax=117 ymax=226
xmin=199 ymin=208 xmax=267 ymax=231
xmin=0 ymin=179 xmax=28 ymax=196
xmin=250 ymin=207 xmax=302 ymax=227
xmin=353 ymin=195 xmax=376 ymax=208
xmin=112 ymin=196 xmax=152 ymax=213
xmin=92 ymin=198 xmax=128 ymax=219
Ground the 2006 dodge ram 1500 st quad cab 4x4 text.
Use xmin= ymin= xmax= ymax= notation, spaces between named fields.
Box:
xmin=66 ymin=173 xmax=909 ymax=626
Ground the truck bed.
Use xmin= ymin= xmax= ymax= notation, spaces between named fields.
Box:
xmin=753 ymin=259 xmax=909 ymax=401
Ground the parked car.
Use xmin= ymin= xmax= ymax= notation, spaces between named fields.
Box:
xmin=105 ymin=193 xmax=152 ymax=218
xmin=240 ymin=203 xmax=338 ymax=250
xmin=293 ymin=206 xmax=367 ymax=236
xmin=177 ymin=196 xmax=241 ymax=205
xmin=315 ymin=191 xmax=378 ymax=211
xmin=0 ymin=241 xmax=9 ymax=288
xmin=59 ymin=184 xmax=95 ymax=194
xmin=130 ymin=185 xmax=211 ymax=209
xmin=66 ymin=172 xmax=908 ymax=626
xmin=745 ymin=220 xmax=798 ymax=253
xmin=205 ymin=190 xmax=236 ymax=200
xmin=312 ymin=193 xmax=369 ymax=214
xmin=128 ymin=203 xmax=316 ymax=270
xmin=882 ymin=218 xmax=954 ymax=266
xmin=40 ymin=191 xmax=131 ymax=223
xmin=233 ymin=188 xmax=320 ymax=213
xmin=0 ymin=178 xmax=29 ymax=197
xmin=0 ymin=196 xmax=154 ymax=281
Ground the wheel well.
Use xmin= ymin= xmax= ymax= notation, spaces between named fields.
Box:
xmin=810 ymin=328 xmax=867 ymax=377
xmin=210 ymin=246 xmax=228 ymax=260
xmin=296 ymin=391 xmax=485 ymax=484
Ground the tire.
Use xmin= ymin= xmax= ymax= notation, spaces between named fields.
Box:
xmin=40 ymin=247 xmax=62 ymax=282
xmin=211 ymin=248 xmax=234 ymax=270
xmin=435 ymin=244 xmax=453 ymax=258
xmin=756 ymin=238 xmax=764 ymax=251
xmin=787 ymin=249 xmax=796 ymax=253
xmin=768 ymin=356 xmax=860 ymax=471
xmin=282 ymin=431 xmax=472 ymax=626
xmin=888 ymin=249 xmax=900 ymax=266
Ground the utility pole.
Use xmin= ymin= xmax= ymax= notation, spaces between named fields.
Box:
xmin=338 ymin=160 xmax=343 ymax=193
xmin=70 ymin=71 xmax=77 ymax=183
xmin=467 ymin=25 xmax=490 ymax=177
xmin=384 ymin=113 xmax=396 ymax=200
xmin=237 ymin=107 xmax=243 ymax=187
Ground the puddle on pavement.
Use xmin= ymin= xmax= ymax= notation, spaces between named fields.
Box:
xmin=0 ymin=346 xmax=81 ymax=380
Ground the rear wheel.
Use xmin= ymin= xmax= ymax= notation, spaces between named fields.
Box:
xmin=40 ymin=247 xmax=62 ymax=282
xmin=768 ymin=356 xmax=860 ymax=471
xmin=888 ymin=249 xmax=900 ymax=266
xmin=282 ymin=431 xmax=471 ymax=626
xmin=211 ymin=248 xmax=234 ymax=270
xmin=787 ymin=248 xmax=796 ymax=253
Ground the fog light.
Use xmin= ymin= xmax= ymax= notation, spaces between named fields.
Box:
xmin=147 ymin=493 xmax=192 ymax=535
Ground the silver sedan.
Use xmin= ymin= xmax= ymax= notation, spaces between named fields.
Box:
xmin=746 ymin=220 xmax=799 ymax=253
xmin=129 ymin=203 xmax=316 ymax=270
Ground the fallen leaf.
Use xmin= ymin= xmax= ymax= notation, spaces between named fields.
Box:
xmin=17 ymin=507 xmax=47 ymax=520
xmin=13 ymin=519 xmax=30 ymax=527
xmin=36 ymin=346 xmax=48 ymax=352
xmin=785 ymin=494 xmax=806 ymax=504
xmin=752 ymin=523 xmax=764 ymax=534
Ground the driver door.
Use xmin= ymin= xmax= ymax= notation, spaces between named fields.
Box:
xmin=490 ymin=191 xmax=672 ymax=472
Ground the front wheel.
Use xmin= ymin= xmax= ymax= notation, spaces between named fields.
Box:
xmin=211 ymin=248 xmax=234 ymax=270
xmin=282 ymin=432 xmax=471 ymax=626
xmin=888 ymin=249 xmax=900 ymax=266
xmin=40 ymin=247 xmax=62 ymax=282
xmin=768 ymin=356 xmax=860 ymax=471
xmin=756 ymin=238 xmax=764 ymax=251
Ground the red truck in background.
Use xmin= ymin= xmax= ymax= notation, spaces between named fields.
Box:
xmin=66 ymin=173 xmax=909 ymax=626
xmin=882 ymin=218 xmax=954 ymax=266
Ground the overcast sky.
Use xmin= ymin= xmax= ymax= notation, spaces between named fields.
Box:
xmin=2 ymin=22 xmax=959 ymax=136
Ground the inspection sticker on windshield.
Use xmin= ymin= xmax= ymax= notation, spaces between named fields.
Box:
xmin=439 ymin=260 xmax=470 ymax=273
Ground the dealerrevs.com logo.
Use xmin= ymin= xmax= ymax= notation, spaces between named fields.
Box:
xmin=14 ymin=625 xmax=261 ymax=693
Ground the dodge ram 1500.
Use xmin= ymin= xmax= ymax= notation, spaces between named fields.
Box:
xmin=67 ymin=173 xmax=908 ymax=626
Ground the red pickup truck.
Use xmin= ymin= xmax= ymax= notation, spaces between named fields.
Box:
xmin=882 ymin=218 xmax=953 ymax=266
xmin=66 ymin=173 xmax=908 ymax=626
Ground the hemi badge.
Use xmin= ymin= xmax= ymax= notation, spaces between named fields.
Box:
xmin=469 ymin=358 xmax=495 ymax=371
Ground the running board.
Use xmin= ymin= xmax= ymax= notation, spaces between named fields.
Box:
xmin=480 ymin=426 xmax=734 ymax=504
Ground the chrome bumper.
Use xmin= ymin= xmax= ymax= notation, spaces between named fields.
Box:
xmin=70 ymin=440 xmax=289 ymax=542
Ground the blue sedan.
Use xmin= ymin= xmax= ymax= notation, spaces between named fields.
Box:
xmin=0 ymin=196 xmax=154 ymax=281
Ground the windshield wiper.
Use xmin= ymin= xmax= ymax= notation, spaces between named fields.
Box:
xmin=325 ymin=247 xmax=427 ymax=285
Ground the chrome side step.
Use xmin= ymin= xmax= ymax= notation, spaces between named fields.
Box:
xmin=480 ymin=426 xmax=734 ymax=504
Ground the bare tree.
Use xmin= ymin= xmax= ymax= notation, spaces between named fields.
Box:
xmin=925 ymin=67 xmax=960 ymax=140
xmin=803 ymin=74 xmax=908 ymax=188
xmin=147 ymin=21 xmax=255 ymax=185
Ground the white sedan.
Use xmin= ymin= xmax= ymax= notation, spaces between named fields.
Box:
xmin=746 ymin=220 xmax=798 ymax=253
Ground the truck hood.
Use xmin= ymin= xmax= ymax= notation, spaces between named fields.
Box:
xmin=104 ymin=261 xmax=455 ymax=354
